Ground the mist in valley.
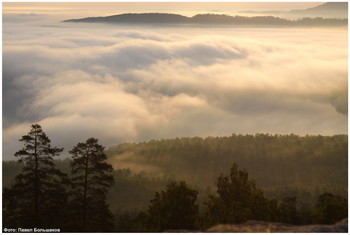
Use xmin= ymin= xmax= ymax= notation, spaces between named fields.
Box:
xmin=3 ymin=4 xmax=348 ymax=160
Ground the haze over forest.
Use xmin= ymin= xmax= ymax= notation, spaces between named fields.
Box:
xmin=3 ymin=2 xmax=348 ymax=161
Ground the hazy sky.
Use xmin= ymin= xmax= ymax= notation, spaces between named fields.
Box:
xmin=3 ymin=2 xmax=323 ymax=18
xmin=2 ymin=2 xmax=347 ymax=160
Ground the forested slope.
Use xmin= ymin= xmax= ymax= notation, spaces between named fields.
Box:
xmin=3 ymin=134 xmax=347 ymax=218
xmin=106 ymin=134 xmax=347 ymax=196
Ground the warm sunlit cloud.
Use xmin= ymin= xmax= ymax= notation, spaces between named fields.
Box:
xmin=2 ymin=3 xmax=347 ymax=160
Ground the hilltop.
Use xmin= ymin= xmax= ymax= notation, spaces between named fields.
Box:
xmin=64 ymin=12 xmax=347 ymax=27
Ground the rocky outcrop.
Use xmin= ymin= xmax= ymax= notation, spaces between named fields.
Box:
xmin=206 ymin=219 xmax=348 ymax=233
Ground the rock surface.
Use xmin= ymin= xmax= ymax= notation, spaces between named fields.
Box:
xmin=206 ymin=219 xmax=348 ymax=233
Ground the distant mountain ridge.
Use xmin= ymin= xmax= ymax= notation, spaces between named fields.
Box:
xmin=240 ymin=2 xmax=348 ymax=19
xmin=303 ymin=2 xmax=347 ymax=12
xmin=64 ymin=12 xmax=347 ymax=27
xmin=66 ymin=13 xmax=189 ymax=24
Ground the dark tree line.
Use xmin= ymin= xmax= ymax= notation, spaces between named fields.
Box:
xmin=3 ymin=124 xmax=114 ymax=232
xmin=113 ymin=164 xmax=347 ymax=232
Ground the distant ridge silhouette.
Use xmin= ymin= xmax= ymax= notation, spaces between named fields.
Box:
xmin=240 ymin=2 xmax=348 ymax=19
xmin=301 ymin=2 xmax=347 ymax=12
xmin=64 ymin=13 xmax=347 ymax=27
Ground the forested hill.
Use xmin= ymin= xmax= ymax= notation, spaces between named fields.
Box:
xmin=106 ymin=134 xmax=347 ymax=195
xmin=3 ymin=133 xmax=347 ymax=227
xmin=64 ymin=13 xmax=347 ymax=27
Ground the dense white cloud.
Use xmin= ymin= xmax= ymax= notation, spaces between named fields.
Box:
xmin=3 ymin=18 xmax=348 ymax=159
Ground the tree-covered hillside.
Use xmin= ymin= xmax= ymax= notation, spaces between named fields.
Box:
xmin=106 ymin=134 xmax=347 ymax=197
xmin=65 ymin=13 xmax=348 ymax=27
xmin=3 ymin=133 xmax=347 ymax=230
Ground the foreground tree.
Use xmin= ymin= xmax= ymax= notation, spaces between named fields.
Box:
xmin=69 ymin=138 xmax=114 ymax=232
xmin=313 ymin=193 xmax=347 ymax=224
xmin=147 ymin=181 xmax=199 ymax=231
xmin=3 ymin=124 xmax=68 ymax=228
xmin=204 ymin=163 xmax=275 ymax=226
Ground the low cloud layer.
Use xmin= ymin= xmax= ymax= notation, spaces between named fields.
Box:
xmin=3 ymin=17 xmax=348 ymax=160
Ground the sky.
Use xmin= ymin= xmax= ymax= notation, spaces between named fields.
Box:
xmin=3 ymin=2 xmax=323 ymax=18
xmin=2 ymin=2 xmax=348 ymax=160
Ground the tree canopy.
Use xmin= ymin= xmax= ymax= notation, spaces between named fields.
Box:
xmin=204 ymin=163 xmax=277 ymax=226
xmin=146 ymin=181 xmax=199 ymax=231
xmin=313 ymin=193 xmax=348 ymax=224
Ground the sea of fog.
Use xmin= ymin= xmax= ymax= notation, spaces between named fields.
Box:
xmin=3 ymin=13 xmax=348 ymax=160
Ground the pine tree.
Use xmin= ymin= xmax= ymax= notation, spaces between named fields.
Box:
xmin=3 ymin=124 xmax=69 ymax=228
xmin=69 ymin=138 xmax=114 ymax=232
